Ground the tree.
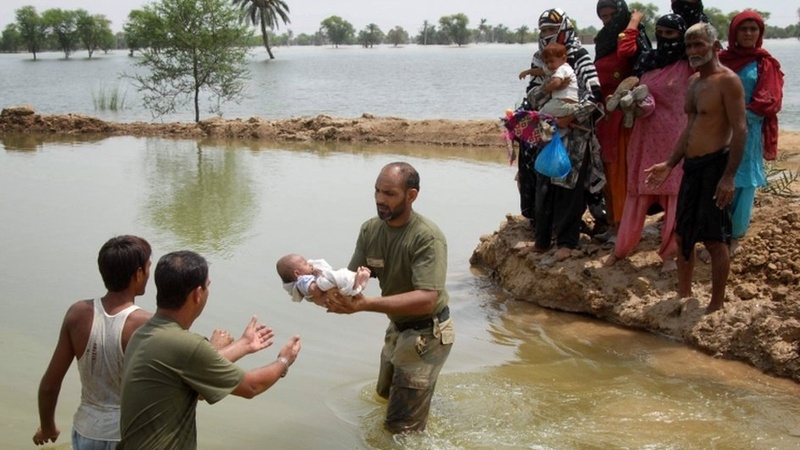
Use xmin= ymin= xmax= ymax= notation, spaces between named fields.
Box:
xmin=42 ymin=8 xmax=79 ymax=58
xmin=358 ymin=23 xmax=383 ymax=48
xmin=76 ymin=10 xmax=112 ymax=58
xmin=477 ymin=18 xmax=490 ymax=43
xmin=492 ymin=24 xmax=511 ymax=44
xmin=231 ymin=0 xmax=290 ymax=60
xmin=1 ymin=24 xmax=22 ymax=53
xmin=418 ymin=20 xmax=434 ymax=45
xmin=123 ymin=8 xmax=166 ymax=56
xmin=320 ymin=16 xmax=354 ymax=48
xmin=515 ymin=25 xmax=529 ymax=44
xmin=439 ymin=14 xmax=470 ymax=46
xmin=126 ymin=0 xmax=253 ymax=122
xmin=15 ymin=6 xmax=48 ymax=60
xmin=386 ymin=26 xmax=408 ymax=47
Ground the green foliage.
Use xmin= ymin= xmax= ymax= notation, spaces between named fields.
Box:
xmin=15 ymin=6 xmax=48 ymax=60
xmin=439 ymin=13 xmax=470 ymax=46
xmin=231 ymin=0 xmax=290 ymax=59
xmin=515 ymin=25 xmax=529 ymax=44
xmin=76 ymin=10 xmax=113 ymax=58
xmin=92 ymin=84 xmax=128 ymax=111
xmin=358 ymin=24 xmax=384 ymax=48
xmin=1 ymin=24 xmax=22 ymax=53
xmin=386 ymin=26 xmax=408 ymax=47
xmin=125 ymin=0 xmax=253 ymax=122
xmin=42 ymin=8 xmax=79 ymax=58
xmin=320 ymin=16 xmax=355 ymax=48
xmin=761 ymin=157 xmax=800 ymax=198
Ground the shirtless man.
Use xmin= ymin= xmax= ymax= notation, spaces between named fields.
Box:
xmin=644 ymin=22 xmax=746 ymax=314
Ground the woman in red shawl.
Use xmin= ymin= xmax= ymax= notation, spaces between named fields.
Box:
xmin=718 ymin=10 xmax=784 ymax=255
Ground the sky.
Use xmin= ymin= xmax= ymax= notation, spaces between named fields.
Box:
xmin=1 ymin=0 xmax=797 ymax=35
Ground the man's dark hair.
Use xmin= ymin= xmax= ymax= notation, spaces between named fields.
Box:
xmin=155 ymin=251 xmax=208 ymax=310
xmin=385 ymin=162 xmax=420 ymax=191
xmin=98 ymin=235 xmax=152 ymax=292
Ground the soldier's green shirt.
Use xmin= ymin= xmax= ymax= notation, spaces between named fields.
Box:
xmin=119 ymin=314 xmax=245 ymax=450
xmin=348 ymin=212 xmax=449 ymax=323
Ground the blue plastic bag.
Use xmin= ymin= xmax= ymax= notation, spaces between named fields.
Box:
xmin=533 ymin=131 xmax=571 ymax=178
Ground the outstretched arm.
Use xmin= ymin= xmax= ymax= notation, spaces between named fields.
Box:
xmin=231 ymin=336 xmax=302 ymax=399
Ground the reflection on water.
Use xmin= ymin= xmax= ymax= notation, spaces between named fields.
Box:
xmin=143 ymin=139 xmax=258 ymax=258
xmin=1 ymin=136 xmax=799 ymax=449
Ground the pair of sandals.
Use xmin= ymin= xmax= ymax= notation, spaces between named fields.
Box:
xmin=606 ymin=76 xmax=650 ymax=128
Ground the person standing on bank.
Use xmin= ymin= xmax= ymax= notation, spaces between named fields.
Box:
xmin=326 ymin=162 xmax=454 ymax=434
xmin=718 ymin=10 xmax=784 ymax=257
xmin=33 ymin=235 xmax=153 ymax=449
xmin=593 ymin=0 xmax=651 ymax=241
xmin=119 ymin=250 xmax=301 ymax=449
xmin=645 ymin=23 xmax=746 ymax=314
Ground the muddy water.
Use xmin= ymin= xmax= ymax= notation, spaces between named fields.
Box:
xmin=1 ymin=135 xmax=799 ymax=449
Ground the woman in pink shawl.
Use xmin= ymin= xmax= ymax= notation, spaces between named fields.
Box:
xmin=603 ymin=13 xmax=692 ymax=272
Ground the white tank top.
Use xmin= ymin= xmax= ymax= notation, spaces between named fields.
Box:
xmin=73 ymin=298 xmax=140 ymax=440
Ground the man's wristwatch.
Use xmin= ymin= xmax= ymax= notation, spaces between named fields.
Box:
xmin=277 ymin=356 xmax=289 ymax=378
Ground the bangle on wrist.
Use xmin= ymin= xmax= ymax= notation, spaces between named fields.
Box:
xmin=276 ymin=356 xmax=289 ymax=378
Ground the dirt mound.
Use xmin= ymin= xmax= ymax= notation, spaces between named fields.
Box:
xmin=470 ymin=191 xmax=800 ymax=382
xmin=0 ymin=107 xmax=503 ymax=146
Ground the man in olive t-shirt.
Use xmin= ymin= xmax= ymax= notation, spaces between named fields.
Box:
xmin=326 ymin=162 xmax=454 ymax=434
xmin=119 ymin=250 xmax=301 ymax=450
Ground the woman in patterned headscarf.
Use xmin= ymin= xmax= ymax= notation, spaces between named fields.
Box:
xmin=519 ymin=8 xmax=606 ymax=264
xmin=604 ymin=14 xmax=693 ymax=272
xmin=718 ymin=10 xmax=784 ymax=256
xmin=593 ymin=0 xmax=652 ymax=240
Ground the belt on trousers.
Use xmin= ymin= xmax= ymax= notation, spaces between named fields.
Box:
xmin=393 ymin=306 xmax=450 ymax=332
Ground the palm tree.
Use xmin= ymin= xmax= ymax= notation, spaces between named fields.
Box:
xmin=231 ymin=0 xmax=290 ymax=59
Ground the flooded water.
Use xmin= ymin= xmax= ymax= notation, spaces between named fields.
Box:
xmin=0 ymin=41 xmax=799 ymax=130
xmin=1 ymin=136 xmax=799 ymax=449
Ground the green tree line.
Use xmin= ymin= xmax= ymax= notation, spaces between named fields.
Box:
xmin=3 ymin=2 xmax=798 ymax=55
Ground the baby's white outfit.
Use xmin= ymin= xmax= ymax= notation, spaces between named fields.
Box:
xmin=282 ymin=259 xmax=365 ymax=302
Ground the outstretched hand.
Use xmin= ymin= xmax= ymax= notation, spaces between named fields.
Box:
xmin=240 ymin=315 xmax=274 ymax=354
xmin=209 ymin=328 xmax=234 ymax=349
xmin=277 ymin=335 xmax=302 ymax=368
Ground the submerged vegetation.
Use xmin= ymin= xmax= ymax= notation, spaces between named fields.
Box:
xmin=92 ymin=84 xmax=127 ymax=111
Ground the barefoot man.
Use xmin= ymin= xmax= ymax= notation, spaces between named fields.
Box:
xmin=644 ymin=22 xmax=746 ymax=314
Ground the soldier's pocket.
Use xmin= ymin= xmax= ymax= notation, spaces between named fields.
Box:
xmin=439 ymin=318 xmax=454 ymax=345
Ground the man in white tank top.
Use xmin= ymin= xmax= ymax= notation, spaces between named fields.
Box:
xmin=33 ymin=235 xmax=153 ymax=449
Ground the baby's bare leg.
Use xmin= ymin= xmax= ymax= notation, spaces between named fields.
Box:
xmin=354 ymin=266 xmax=371 ymax=291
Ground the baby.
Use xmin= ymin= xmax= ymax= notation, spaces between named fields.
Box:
xmin=276 ymin=253 xmax=371 ymax=307
xmin=536 ymin=42 xmax=581 ymax=120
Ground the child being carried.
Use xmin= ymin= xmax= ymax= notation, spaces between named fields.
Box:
xmin=276 ymin=253 xmax=371 ymax=307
